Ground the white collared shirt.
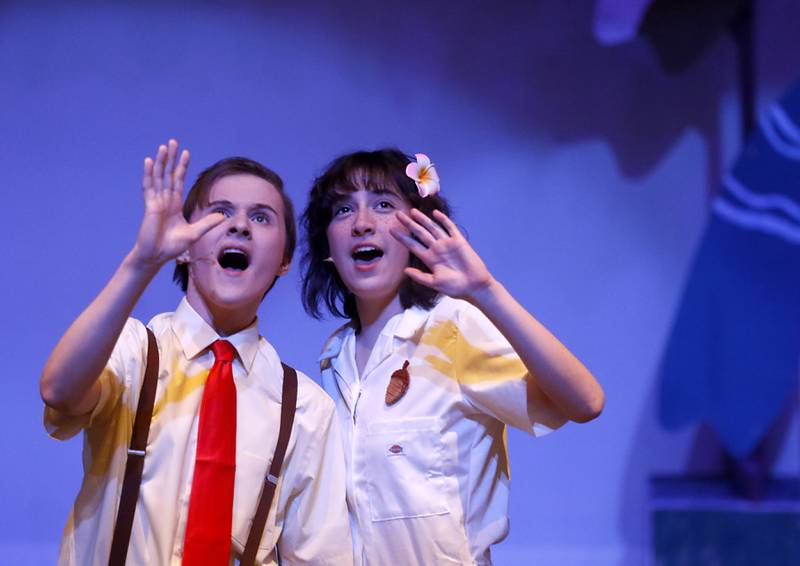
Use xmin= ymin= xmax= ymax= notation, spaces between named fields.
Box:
xmin=45 ymin=298 xmax=352 ymax=566
xmin=319 ymin=297 xmax=566 ymax=566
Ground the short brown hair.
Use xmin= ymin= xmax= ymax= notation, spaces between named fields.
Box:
xmin=173 ymin=157 xmax=296 ymax=292
xmin=300 ymin=148 xmax=451 ymax=326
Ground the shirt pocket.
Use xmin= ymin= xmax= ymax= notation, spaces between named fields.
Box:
xmin=364 ymin=416 xmax=450 ymax=522
xmin=231 ymin=450 xmax=276 ymax=553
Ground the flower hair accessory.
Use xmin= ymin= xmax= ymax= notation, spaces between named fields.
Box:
xmin=405 ymin=153 xmax=440 ymax=198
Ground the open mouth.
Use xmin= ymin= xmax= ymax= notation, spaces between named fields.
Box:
xmin=351 ymin=246 xmax=384 ymax=264
xmin=218 ymin=248 xmax=250 ymax=271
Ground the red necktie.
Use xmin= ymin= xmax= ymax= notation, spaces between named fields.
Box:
xmin=183 ymin=340 xmax=237 ymax=565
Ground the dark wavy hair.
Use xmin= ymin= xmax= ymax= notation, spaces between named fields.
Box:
xmin=173 ymin=156 xmax=296 ymax=293
xmin=300 ymin=148 xmax=451 ymax=326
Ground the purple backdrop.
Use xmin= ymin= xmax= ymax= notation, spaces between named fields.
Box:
xmin=2 ymin=1 xmax=799 ymax=564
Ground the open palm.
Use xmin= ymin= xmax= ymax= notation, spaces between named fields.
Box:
xmin=392 ymin=208 xmax=493 ymax=300
xmin=134 ymin=140 xmax=223 ymax=267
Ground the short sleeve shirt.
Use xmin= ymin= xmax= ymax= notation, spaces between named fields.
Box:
xmin=318 ymin=297 xmax=566 ymax=566
xmin=45 ymin=298 xmax=352 ymax=566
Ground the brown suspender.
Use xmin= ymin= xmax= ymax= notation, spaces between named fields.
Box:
xmin=108 ymin=330 xmax=298 ymax=566
xmin=241 ymin=362 xmax=298 ymax=566
xmin=108 ymin=328 xmax=159 ymax=566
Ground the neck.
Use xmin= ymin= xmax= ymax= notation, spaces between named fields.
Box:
xmin=185 ymin=292 xmax=258 ymax=337
xmin=355 ymin=292 xmax=403 ymax=342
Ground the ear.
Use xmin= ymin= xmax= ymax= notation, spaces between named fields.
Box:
xmin=277 ymin=261 xmax=291 ymax=276
xmin=176 ymin=251 xmax=191 ymax=264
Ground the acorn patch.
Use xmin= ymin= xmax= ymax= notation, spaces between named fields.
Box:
xmin=385 ymin=360 xmax=410 ymax=405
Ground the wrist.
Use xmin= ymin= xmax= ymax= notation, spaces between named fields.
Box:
xmin=124 ymin=246 xmax=163 ymax=278
xmin=465 ymin=276 xmax=503 ymax=310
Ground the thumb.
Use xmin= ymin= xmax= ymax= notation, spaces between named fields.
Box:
xmin=404 ymin=267 xmax=435 ymax=288
xmin=187 ymin=212 xmax=225 ymax=241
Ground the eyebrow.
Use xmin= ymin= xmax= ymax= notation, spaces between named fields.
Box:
xmin=369 ymin=187 xmax=401 ymax=197
xmin=329 ymin=193 xmax=352 ymax=208
xmin=330 ymin=186 xmax=402 ymax=204
xmin=208 ymin=199 xmax=279 ymax=216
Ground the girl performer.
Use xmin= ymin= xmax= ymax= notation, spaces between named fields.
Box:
xmin=300 ymin=149 xmax=604 ymax=565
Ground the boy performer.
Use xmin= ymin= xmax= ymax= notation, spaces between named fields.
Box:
xmin=41 ymin=140 xmax=352 ymax=566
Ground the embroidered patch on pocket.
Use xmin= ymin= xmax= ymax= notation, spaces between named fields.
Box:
xmin=366 ymin=417 xmax=451 ymax=521
xmin=387 ymin=443 xmax=404 ymax=456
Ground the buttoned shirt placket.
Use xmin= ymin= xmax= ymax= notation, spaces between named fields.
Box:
xmin=324 ymin=310 xmax=426 ymax=566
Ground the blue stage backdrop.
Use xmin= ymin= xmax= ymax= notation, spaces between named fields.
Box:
xmin=1 ymin=1 xmax=799 ymax=565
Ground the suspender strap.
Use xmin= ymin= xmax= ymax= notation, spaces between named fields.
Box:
xmin=240 ymin=362 xmax=298 ymax=566
xmin=106 ymin=330 xmax=297 ymax=566
xmin=108 ymin=328 xmax=159 ymax=566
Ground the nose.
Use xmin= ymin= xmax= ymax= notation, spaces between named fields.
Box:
xmin=351 ymin=207 xmax=374 ymax=237
xmin=227 ymin=213 xmax=251 ymax=238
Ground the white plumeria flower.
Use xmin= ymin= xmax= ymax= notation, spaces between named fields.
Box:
xmin=405 ymin=153 xmax=440 ymax=198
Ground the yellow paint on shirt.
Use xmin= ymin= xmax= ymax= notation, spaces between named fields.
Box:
xmin=420 ymin=320 xmax=527 ymax=385
xmin=152 ymin=359 xmax=209 ymax=420
xmin=60 ymin=510 xmax=76 ymax=542
xmin=85 ymin=364 xmax=209 ymax=478
xmin=499 ymin=425 xmax=510 ymax=479
xmin=85 ymin=368 xmax=132 ymax=477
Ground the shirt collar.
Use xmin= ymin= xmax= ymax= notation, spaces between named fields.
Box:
xmin=392 ymin=304 xmax=430 ymax=340
xmin=171 ymin=297 xmax=261 ymax=373
xmin=318 ymin=322 xmax=354 ymax=363
xmin=317 ymin=305 xmax=431 ymax=363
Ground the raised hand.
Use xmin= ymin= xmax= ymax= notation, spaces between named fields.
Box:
xmin=393 ymin=208 xmax=604 ymax=425
xmin=133 ymin=139 xmax=224 ymax=269
xmin=391 ymin=208 xmax=494 ymax=300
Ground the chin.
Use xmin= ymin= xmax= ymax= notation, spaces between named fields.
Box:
xmin=213 ymin=293 xmax=259 ymax=309
xmin=215 ymin=271 xmax=273 ymax=299
xmin=194 ymin=283 xmax=264 ymax=314
xmin=215 ymin=281 xmax=271 ymax=305
xmin=349 ymin=278 xmax=404 ymax=304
